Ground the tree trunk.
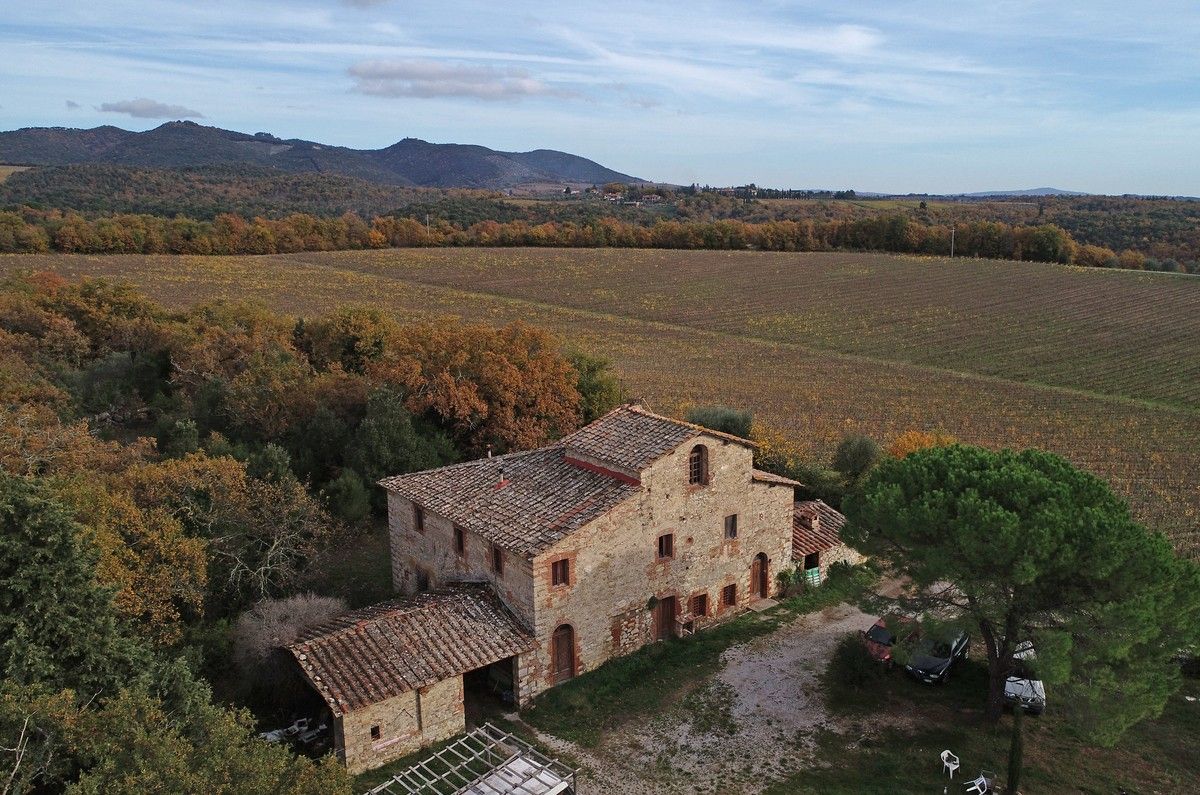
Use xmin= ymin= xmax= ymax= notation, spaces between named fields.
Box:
xmin=1006 ymin=705 xmax=1024 ymax=793
xmin=986 ymin=654 xmax=1008 ymax=722
xmin=976 ymin=608 xmax=1018 ymax=723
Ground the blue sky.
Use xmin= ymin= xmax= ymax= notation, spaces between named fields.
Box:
xmin=2 ymin=0 xmax=1198 ymax=193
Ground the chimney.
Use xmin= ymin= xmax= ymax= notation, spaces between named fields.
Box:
xmin=800 ymin=506 xmax=818 ymax=532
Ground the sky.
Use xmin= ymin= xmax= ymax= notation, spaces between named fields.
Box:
xmin=2 ymin=0 xmax=1198 ymax=194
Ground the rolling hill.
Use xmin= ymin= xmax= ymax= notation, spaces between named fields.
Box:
xmin=0 ymin=121 xmax=643 ymax=189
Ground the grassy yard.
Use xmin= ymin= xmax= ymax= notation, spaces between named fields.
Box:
xmin=524 ymin=564 xmax=877 ymax=746
xmin=770 ymin=654 xmax=1200 ymax=794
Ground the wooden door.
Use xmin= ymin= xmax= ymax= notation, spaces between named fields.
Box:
xmin=751 ymin=553 xmax=769 ymax=598
xmin=655 ymin=596 xmax=677 ymax=641
xmin=552 ymin=624 xmax=575 ymax=682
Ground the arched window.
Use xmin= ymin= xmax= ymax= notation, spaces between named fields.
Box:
xmin=551 ymin=624 xmax=576 ymax=683
xmin=688 ymin=444 xmax=709 ymax=485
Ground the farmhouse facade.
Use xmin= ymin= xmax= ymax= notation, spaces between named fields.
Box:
xmin=380 ymin=405 xmax=798 ymax=701
xmin=289 ymin=404 xmax=861 ymax=773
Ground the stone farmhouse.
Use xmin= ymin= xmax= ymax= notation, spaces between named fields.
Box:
xmin=288 ymin=404 xmax=860 ymax=773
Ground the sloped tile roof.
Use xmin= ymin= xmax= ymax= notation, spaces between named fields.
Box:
xmin=379 ymin=405 xmax=758 ymax=559
xmin=380 ymin=446 xmax=637 ymax=558
xmin=559 ymin=404 xmax=755 ymax=473
xmin=752 ymin=468 xmax=802 ymax=487
xmin=288 ymin=584 xmax=536 ymax=716
xmin=793 ymin=499 xmax=848 ymax=556
xmin=559 ymin=405 xmax=701 ymax=471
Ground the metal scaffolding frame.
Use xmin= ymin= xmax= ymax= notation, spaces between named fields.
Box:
xmin=366 ymin=722 xmax=577 ymax=795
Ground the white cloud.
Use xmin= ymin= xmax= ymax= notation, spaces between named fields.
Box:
xmin=342 ymin=0 xmax=389 ymax=7
xmin=347 ymin=59 xmax=574 ymax=101
xmin=97 ymin=97 xmax=204 ymax=118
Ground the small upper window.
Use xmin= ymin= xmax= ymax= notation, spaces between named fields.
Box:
xmin=453 ymin=526 xmax=465 ymax=556
xmin=492 ymin=544 xmax=505 ymax=576
xmin=657 ymin=533 xmax=674 ymax=560
xmin=413 ymin=504 xmax=425 ymax=534
xmin=724 ymin=514 xmax=738 ymax=539
xmin=370 ymin=725 xmax=381 ymax=740
xmin=551 ymin=558 xmax=570 ymax=587
xmin=688 ymin=445 xmax=709 ymax=485
xmin=691 ymin=593 xmax=709 ymax=617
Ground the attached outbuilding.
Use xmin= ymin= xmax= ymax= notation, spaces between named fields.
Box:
xmin=793 ymin=500 xmax=864 ymax=586
xmin=287 ymin=584 xmax=536 ymax=774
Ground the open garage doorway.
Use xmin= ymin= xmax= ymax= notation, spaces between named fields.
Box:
xmin=463 ymin=655 xmax=518 ymax=725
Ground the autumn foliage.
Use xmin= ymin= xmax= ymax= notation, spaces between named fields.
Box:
xmin=887 ymin=429 xmax=958 ymax=459
xmin=0 ymin=272 xmax=596 ymax=633
xmin=0 ymin=272 xmax=609 ymax=791
xmin=0 ymin=204 xmax=1175 ymax=272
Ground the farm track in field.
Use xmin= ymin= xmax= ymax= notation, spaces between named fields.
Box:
xmin=3 ymin=249 xmax=1197 ymax=556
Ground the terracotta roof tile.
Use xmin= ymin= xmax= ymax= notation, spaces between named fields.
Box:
xmin=559 ymin=405 xmax=700 ymax=471
xmin=379 ymin=405 xmax=758 ymax=559
xmin=793 ymin=500 xmax=848 ymax=556
xmin=287 ymin=584 xmax=536 ymax=716
xmin=752 ymin=468 xmax=802 ymax=487
xmin=560 ymin=404 xmax=755 ymax=472
xmin=379 ymin=446 xmax=636 ymax=558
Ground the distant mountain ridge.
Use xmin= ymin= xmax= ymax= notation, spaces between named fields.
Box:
xmin=0 ymin=121 xmax=643 ymax=189
xmin=957 ymin=187 xmax=1087 ymax=197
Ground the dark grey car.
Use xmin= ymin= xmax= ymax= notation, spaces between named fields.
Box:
xmin=904 ymin=629 xmax=970 ymax=684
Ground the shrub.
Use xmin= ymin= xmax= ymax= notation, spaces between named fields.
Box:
xmin=323 ymin=468 xmax=371 ymax=523
xmin=686 ymin=405 xmax=753 ymax=439
xmin=776 ymin=567 xmax=805 ymax=598
xmin=231 ymin=594 xmax=347 ymax=709
xmin=833 ymin=433 xmax=881 ymax=482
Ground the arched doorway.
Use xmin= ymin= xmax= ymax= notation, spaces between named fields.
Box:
xmin=751 ymin=553 xmax=769 ymax=599
xmin=551 ymin=624 xmax=576 ymax=683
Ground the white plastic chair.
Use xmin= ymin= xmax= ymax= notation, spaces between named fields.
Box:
xmin=940 ymin=750 xmax=960 ymax=780
xmin=964 ymin=771 xmax=990 ymax=794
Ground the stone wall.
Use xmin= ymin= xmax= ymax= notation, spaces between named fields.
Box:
xmin=337 ymin=676 xmax=465 ymax=775
xmin=523 ymin=434 xmax=794 ymax=695
xmin=387 ymin=492 xmax=535 ymax=624
xmin=817 ymin=542 xmax=864 ymax=580
xmin=514 ymin=649 xmax=540 ymax=706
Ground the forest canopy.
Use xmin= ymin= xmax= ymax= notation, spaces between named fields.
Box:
xmin=0 ymin=272 xmax=622 ymax=792
xmin=1 ymin=163 xmax=1197 ymax=272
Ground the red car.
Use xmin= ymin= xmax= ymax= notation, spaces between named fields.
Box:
xmin=863 ymin=615 xmax=917 ymax=667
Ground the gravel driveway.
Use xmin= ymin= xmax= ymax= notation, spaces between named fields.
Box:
xmin=528 ymin=600 xmax=899 ymax=794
